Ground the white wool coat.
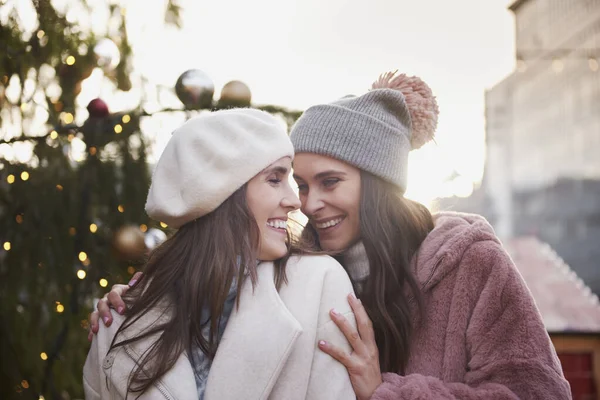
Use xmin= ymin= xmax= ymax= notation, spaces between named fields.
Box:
xmin=83 ymin=255 xmax=357 ymax=399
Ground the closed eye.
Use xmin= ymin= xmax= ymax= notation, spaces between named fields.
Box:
xmin=323 ymin=178 xmax=340 ymax=188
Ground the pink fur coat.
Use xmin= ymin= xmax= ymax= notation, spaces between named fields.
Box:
xmin=371 ymin=212 xmax=571 ymax=399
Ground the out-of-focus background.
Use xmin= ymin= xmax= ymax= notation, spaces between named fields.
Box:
xmin=1 ymin=0 xmax=599 ymax=398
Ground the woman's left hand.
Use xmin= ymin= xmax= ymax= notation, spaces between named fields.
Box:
xmin=318 ymin=294 xmax=383 ymax=400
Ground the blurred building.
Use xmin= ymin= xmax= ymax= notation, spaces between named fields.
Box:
xmin=506 ymin=236 xmax=600 ymax=400
xmin=483 ymin=0 xmax=600 ymax=294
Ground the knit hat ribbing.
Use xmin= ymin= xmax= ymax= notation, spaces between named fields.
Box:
xmin=290 ymin=72 xmax=438 ymax=192
xmin=145 ymin=108 xmax=294 ymax=228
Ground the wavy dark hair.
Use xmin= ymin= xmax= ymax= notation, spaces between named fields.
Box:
xmin=107 ymin=184 xmax=291 ymax=396
xmin=299 ymin=170 xmax=433 ymax=373
xmin=357 ymin=171 xmax=433 ymax=373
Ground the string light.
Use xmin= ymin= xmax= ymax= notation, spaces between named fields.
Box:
xmin=56 ymin=303 xmax=64 ymax=313
xmin=16 ymin=215 xmax=23 ymax=224
xmin=40 ymin=352 xmax=48 ymax=361
xmin=37 ymin=30 xmax=45 ymax=39
xmin=39 ymin=396 xmax=45 ymax=400
xmin=56 ymin=184 xmax=63 ymax=191
xmin=99 ymin=279 xmax=108 ymax=287
xmin=7 ymin=174 xmax=15 ymax=184
xmin=3 ymin=242 xmax=10 ymax=251
xmin=118 ymin=205 xmax=125 ymax=213
xmin=83 ymin=258 xmax=90 ymax=266
xmin=21 ymin=171 xmax=30 ymax=181
xmin=21 ymin=380 xmax=29 ymax=389
xmin=89 ymin=147 xmax=97 ymax=156
xmin=114 ymin=124 xmax=123 ymax=134
xmin=127 ymin=266 xmax=136 ymax=275
xmin=78 ymin=251 xmax=87 ymax=262
xmin=77 ymin=269 xmax=86 ymax=279
xmin=140 ymin=224 xmax=148 ymax=232
xmin=62 ymin=113 xmax=74 ymax=124
xmin=50 ymin=130 xmax=58 ymax=139
xmin=160 ymin=222 xmax=168 ymax=228
xmin=66 ymin=56 xmax=76 ymax=65
xmin=69 ymin=227 xmax=76 ymax=236
xmin=89 ymin=223 xmax=98 ymax=233
xmin=122 ymin=114 xmax=131 ymax=123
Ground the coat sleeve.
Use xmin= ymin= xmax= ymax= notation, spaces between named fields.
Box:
xmin=371 ymin=241 xmax=572 ymax=400
xmin=305 ymin=257 xmax=358 ymax=400
xmin=83 ymin=334 xmax=103 ymax=400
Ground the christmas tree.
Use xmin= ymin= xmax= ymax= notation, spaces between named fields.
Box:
xmin=0 ymin=1 xmax=300 ymax=398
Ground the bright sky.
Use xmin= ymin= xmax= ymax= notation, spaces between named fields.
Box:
xmin=124 ymin=0 xmax=518 ymax=205
xmin=4 ymin=0 xmax=518 ymax=206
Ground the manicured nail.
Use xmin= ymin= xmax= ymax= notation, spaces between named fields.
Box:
xmin=103 ymin=316 xmax=110 ymax=324
xmin=331 ymin=308 xmax=340 ymax=316
xmin=117 ymin=306 xmax=124 ymax=314
xmin=318 ymin=340 xmax=327 ymax=347
xmin=128 ymin=279 xmax=137 ymax=287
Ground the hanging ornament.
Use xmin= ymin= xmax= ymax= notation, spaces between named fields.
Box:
xmin=113 ymin=225 xmax=146 ymax=262
xmin=175 ymin=69 xmax=214 ymax=110
xmin=94 ymin=38 xmax=121 ymax=72
xmin=144 ymin=228 xmax=168 ymax=251
xmin=86 ymin=98 xmax=109 ymax=118
xmin=218 ymin=80 xmax=252 ymax=108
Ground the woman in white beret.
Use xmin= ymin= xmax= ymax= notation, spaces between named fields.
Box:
xmin=83 ymin=108 xmax=356 ymax=400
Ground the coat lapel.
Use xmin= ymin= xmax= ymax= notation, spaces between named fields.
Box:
xmin=205 ymin=261 xmax=303 ymax=400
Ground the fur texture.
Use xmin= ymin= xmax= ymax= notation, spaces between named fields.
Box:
xmin=371 ymin=212 xmax=572 ymax=400
xmin=371 ymin=71 xmax=439 ymax=150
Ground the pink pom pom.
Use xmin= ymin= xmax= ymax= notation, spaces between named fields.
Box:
xmin=372 ymin=71 xmax=439 ymax=149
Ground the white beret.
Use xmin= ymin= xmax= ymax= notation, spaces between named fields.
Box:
xmin=145 ymin=108 xmax=294 ymax=228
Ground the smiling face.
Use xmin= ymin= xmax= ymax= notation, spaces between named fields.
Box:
xmin=292 ymin=153 xmax=361 ymax=252
xmin=246 ymin=157 xmax=301 ymax=261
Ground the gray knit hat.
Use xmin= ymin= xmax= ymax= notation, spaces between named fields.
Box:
xmin=290 ymin=72 xmax=439 ymax=192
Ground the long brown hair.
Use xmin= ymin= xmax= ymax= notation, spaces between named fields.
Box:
xmin=108 ymin=184 xmax=263 ymax=395
xmin=358 ymin=171 xmax=433 ymax=373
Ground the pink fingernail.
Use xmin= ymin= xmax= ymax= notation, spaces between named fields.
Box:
xmin=117 ymin=306 xmax=124 ymax=314
xmin=349 ymin=293 xmax=357 ymax=299
xmin=331 ymin=308 xmax=340 ymax=316
xmin=103 ymin=316 xmax=110 ymax=324
xmin=128 ymin=279 xmax=137 ymax=287
xmin=319 ymin=340 xmax=327 ymax=347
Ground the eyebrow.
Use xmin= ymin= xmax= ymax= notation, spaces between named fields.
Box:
xmin=293 ymin=169 xmax=347 ymax=181
xmin=263 ymin=166 xmax=289 ymax=175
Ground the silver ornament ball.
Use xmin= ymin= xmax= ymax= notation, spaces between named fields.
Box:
xmin=175 ymin=69 xmax=215 ymax=109
xmin=144 ymin=228 xmax=168 ymax=251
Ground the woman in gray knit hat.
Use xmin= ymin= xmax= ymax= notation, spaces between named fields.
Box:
xmin=91 ymin=72 xmax=571 ymax=400
xmin=289 ymin=71 xmax=570 ymax=400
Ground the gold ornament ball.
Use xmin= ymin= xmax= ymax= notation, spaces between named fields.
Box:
xmin=113 ymin=225 xmax=146 ymax=261
xmin=218 ymin=80 xmax=252 ymax=107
